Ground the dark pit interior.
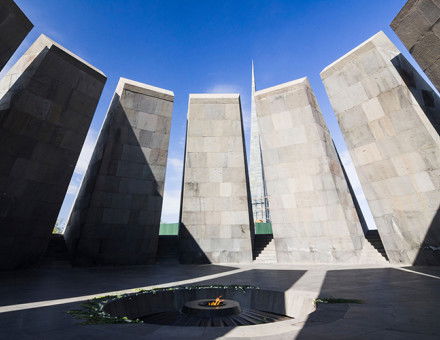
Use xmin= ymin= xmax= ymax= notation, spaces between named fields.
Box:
xmin=103 ymin=287 xmax=300 ymax=327
xmin=142 ymin=298 xmax=291 ymax=327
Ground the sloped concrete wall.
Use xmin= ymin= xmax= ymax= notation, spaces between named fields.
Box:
xmin=179 ymin=94 xmax=254 ymax=263
xmin=65 ymin=78 xmax=173 ymax=265
xmin=0 ymin=0 xmax=33 ymax=71
xmin=391 ymin=0 xmax=440 ymax=92
xmin=0 ymin=35 xmax=106 ymax=269
xmin=254 ymin=78 xmax=365 ymax=263
xmin=321 ymin=31 xmax=440 ymax=265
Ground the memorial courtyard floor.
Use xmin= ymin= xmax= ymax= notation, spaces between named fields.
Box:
xmin=1 ymin=263 xmax=439 ymax=339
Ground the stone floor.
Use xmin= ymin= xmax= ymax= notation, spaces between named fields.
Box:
xmin=1 ymin=263 xmax=439 ymax=339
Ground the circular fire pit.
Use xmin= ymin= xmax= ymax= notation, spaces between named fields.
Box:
xmin=100 ymin=286 xmax=309 ymax=328
xmin=182 ymin=298 xmax=241 ymax=317
xmin=70 ymin=285 xmax=355 ymax=337
xmin=140 ymin=294 xmax=292 ymax=327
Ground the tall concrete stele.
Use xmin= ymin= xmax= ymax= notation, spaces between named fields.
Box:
xmin=391 ymin=0 xmax=440 ymax=93
xmin=179 ymin=94 xmax=254 ymax=263
xmin=321 ymin=31 xmax=440 ymax=265
xmin=254 ymin=78 xmax=365 ymax=263
xmin=0 ymin=35 xmax=106 ymax=269
xmin=0 ymin=0 xmax=33 ymax=71
xmin=249 ymin=62 xmax=270 ymax=222
xmin=65 ymin=78 xmax=173 ymax=265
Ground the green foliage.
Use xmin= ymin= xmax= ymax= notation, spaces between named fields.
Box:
xmin=67 ymin=284 xmax=259 ymax=325
xmin=67 ymin=296 xmax=143 ymax=325
xmin=52 ymin=219 xmax=64 ymax=234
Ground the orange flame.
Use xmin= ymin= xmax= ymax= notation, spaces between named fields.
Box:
xmin=207 ymin=296 xmax=224 ymax=306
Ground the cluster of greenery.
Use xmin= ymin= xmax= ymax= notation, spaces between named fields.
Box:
xmin=52 ymin=220 xmax=64 ymax=234
xmin=68 ymin=284 xmax=259 ymax=325
xmin=67 ymin=296 xmax=142 ymax=325
xmin=314 ymin=297 xmax=363 ymax=305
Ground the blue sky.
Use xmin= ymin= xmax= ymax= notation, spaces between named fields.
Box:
xmin=5 ymin=0 xmax=414 ymax=228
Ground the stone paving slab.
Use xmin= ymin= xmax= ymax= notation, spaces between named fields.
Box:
xmin=0 ymin=263 xmax=439 ymax=339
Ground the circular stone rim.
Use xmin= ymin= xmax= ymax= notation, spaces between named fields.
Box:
xmin=181 ymin=299 xmax=241 ymax=317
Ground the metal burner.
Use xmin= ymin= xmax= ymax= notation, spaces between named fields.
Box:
xmin=140 ymin=298 xmax=292 ymax=327
xmin=182 ymin=299 xmax=241 ymax=317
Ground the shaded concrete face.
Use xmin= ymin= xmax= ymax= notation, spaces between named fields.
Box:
xmin=179 ymin=94 xmax=254 ymax=264
xmin=0 ymin=0 xmax=33 ymax=71
xmin=0 ymin=35 xmax=106 ymax=269
xmin=391 ymin=0 xmax=440 ymax=93
xmin=65 ymin=78 xmax=173 ymax=266
xmin=321 ymin=31 xmax=440 ymax=265
xmin=255 ymin=79 xmax=365 ymax=264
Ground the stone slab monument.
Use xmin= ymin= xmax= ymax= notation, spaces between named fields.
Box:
xmin=254 ymin=78 xmax=365 ymax=263
xmin=321 ymin=31 xmax=440 ymax=265
xmin=0 ymin=34 xmax=106 ymax=269
xmin=391 ymin=0 xmax=440 ymax=92
xmin=65 ymin=78 xmax=173 ymax=265
xmin=0 ymin=0 xmax=33 ymax=71
xmin=179 ymin=94 xmax=254 ymax=263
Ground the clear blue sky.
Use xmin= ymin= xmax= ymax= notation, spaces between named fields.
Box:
xmin=7 ymin=0 xmax=413 ymax=228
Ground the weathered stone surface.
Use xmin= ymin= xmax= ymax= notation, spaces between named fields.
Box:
xmin=321 ymin=31 xmax=440 ymax=265
xmin=391 ymin=0 xmax=440 ymax=92
xmin=179 ymin=94 xmax=254 ymax=263
xmin=65 ymin=78 xmax=173 ymax=266
xmin=0 ymin=34 xmax=106 ymax=269
xmin=254 ymin=78 xmax=365 ymax=264
xmin=0 ymin=0 xmax=33 ymax=71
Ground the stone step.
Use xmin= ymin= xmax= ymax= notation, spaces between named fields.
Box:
xmin=254 ymin=258 xmax=277 ymax=262
xmin=255 ymin=258 xmax=276 ymax=261
xmin=253 ymin=235 xmax=275 ymax=260
xmin=253 ymin=237 xmax=277 ymax=263
xmin=256 ymin=250 xmax=276 ymax=255
xmin=256 ymin=254 xmax=277 ymax=258
xmin=43 ymin=234 xmax=70 ymax=263
xmin=254 ymin=244 xmax=273 ymax=248
xmin=363 ymin=230 xmax=389 ymax=262
xmin=361 ymin=240 xmax=388 ymax=263
xmin=254 ymin=247 xmax=274 ymax=253
xmin=156 ymin=235 xmax=179 ymax=261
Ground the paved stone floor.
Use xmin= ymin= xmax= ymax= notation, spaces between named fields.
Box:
xmin=0 ymin=263 xmax=439 ymax=339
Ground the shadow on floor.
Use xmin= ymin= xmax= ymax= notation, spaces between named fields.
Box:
xmin=0 ymin=266 xmax=307 ymax=339
xmin=296 ymin=267 xmax=440 ymax=339
xmin=0 ymin=264 xmax=238 ymax=306
xmin=192 ymin=268 xmax=306 ymax=292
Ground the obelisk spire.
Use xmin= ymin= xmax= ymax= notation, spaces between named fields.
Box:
xmin=251 ymin=60 xmax=256 ymax=94
xmin=249 ymin=61 xmax=270 ymax=223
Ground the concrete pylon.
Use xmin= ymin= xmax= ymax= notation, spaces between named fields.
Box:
xmin=179 ymin=94 xmax=254 ymax=264
xmin=65 ymin=78 xmax=173 ymax=266
xmin=321 ymin=31 xmax=440 ymax=265
xmin=0 ymin=0 xmax=33 ymax=71
xmin=254 ymin=78 xmax=365 ymax=263
xmin=391 ymin=0 xmax=440 ymax=92
xmin=0 ymin=34 xmax=106 ymax=269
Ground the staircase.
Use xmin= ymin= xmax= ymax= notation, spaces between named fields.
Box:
xmin=362 ymin=230 xmax=389 ymax=263
xmin=41 ymin=233 xmax=71 ymax=267
xmin=253 ymin=234 xmax=277 ymax=263
xmin=156 ymin=235 xmax=179 ymax=263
